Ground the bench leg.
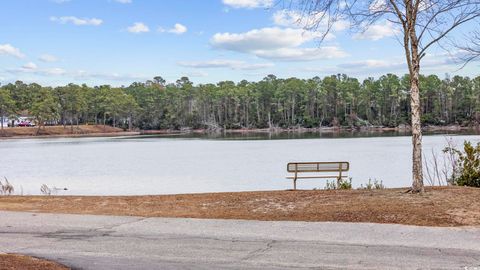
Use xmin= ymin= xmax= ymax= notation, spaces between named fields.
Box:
xmin=293 ymin=178 xmax=297 ymax=190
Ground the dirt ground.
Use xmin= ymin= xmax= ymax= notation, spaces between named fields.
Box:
xmin=0 ymin=125 xmax=129 ymax=138
xmin=0 ymin=254 xmax=69 ymax=270
xmin=1 ymin=186 xmax=479 ymax=227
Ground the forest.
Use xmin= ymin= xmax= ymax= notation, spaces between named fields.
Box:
xmin=0 ymin=73 xmax=479 ymax=130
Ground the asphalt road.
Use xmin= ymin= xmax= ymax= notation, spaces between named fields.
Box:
xmin=0 ymin=211 xmax=479 ymax=269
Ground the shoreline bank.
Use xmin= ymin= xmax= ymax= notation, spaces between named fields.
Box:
xmin=0 ymin=124 xmax=478 ymax=140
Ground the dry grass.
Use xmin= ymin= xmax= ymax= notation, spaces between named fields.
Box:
xmin=0 ymin=125 xmax=128 ymax=138
xmin=0 ymin=254 xmax=69 ymax=270
xmin=1 ymin=186 xmax=479 ymax=227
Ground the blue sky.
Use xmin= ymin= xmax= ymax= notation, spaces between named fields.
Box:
xmin=0 ymin=0 xmax=478 ymax=86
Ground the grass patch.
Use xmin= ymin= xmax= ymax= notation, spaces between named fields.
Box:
xmin=0 ymin=254 xmax=69 ymax=270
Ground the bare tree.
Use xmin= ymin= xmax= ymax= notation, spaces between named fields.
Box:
xmin=288 ymin=0 xmax=480 ymax=193
xmin=461 ymin=30 xmax=480 ymax=61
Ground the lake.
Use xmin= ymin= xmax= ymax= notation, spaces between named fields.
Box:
xmin=1 ymin=131 xmax=479 ymax=195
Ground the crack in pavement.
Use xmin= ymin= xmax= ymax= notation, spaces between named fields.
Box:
xmin=241 ymin=240 xmax=276 ymax=261
xmin=3 ymin=228 xmax=480 ymax=255
xmin=94 ymin=217 xmax=149 ymax=232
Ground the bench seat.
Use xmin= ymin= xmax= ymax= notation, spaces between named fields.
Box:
xmin=286 ymin=162 xmax=349 ymax=190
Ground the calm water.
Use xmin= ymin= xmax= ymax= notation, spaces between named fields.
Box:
xmin=0 ymin=132 xmax=479 ymax=195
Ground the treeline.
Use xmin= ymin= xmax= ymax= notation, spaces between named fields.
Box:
xmin=0 ymin=74 xmax=479 ymax=130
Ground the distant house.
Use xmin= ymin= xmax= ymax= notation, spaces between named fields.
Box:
xmin=1 ymin=115 xmax=36 ymax=127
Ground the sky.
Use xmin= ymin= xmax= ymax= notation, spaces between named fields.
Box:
xmin=0 ymin=0 xmax=478 ymax=86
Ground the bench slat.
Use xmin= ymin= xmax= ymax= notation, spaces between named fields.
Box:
xmin=287 ymin=162 xmax=349 ymax=173
xmin=286 ymin=176 xmax=348 ymax=179
xmin=286 ymin=161 xmax=350 ymax=190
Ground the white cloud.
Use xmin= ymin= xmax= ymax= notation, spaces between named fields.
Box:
xmin=44 ymin=68 xmax=67 ymax=75
xmin=300 ymin=66 xmax=337 ymax=73
xmin=3 ymin=64 xmax=150 ymax=84
xmin=114 ymin=0 xmax=132 ymax=3
xmin=38 ymin=54 xmax=59 ymax=62
xmin=353 ymin=21 xmax=400 ymax=41
xmin=212 ymin=27 xmax=315 ymax=52
xmin=6 ymin=65 xmax=145 ymax=81
xmin=127 ymin=22 xmax=150 ymax=33
xmin=73 ymin=70 xmax=148 ymax=81
xmin=51 ymin=0 xmax=71 ymax=3
xmin=309 ymin=52 xmax=478 ymax=75
xmin=22 ymin=62 xmax=38 ymax=70
xmin=50 ymin=16 xmax=103 ymax=26
xmin=0 ymin=44 xmax=25 ymax=58
xmin=301 ymin=59 xmax=406 ymax=75
xmin=254 ymin=47 xmax=347 ymax=61
xmin=178 ymin=59 xmax=274 ymax=70
xmin=184 ymin=71 xmax=208 ymax=78
xmin=158 ymin=23 xmax=188 ymax=35
xmin=7 ymin=64 xmax=66 ymax=76
xmin=169 ymin=23 xmax=187 ymax=34
xmin=211 ymin=27 xmax=346 ymax=61
xmin=338 ymin=59 xmax=405 ymax=70
xmin=222 ymin=0 xmax=272 ymax=9
xmin=272 ymin=10 xmax=349 ymax=32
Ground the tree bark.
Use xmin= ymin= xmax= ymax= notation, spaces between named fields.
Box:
xmin=410 ymin=66 xmax=424 ymax=193
xmin=408 ymin=17 xmax=425 ymax=193
xmin=128 ymin=114 xmax=132 ymax=131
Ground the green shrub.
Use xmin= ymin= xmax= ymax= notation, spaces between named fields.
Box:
xmin=443 ymin=141 xmax=480 ymax=187
xmin=324 ymin=178 xmax=352 ymax=190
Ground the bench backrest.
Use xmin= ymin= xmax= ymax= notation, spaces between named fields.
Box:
xmin=287 ymin=162 xmax=349 ymax=173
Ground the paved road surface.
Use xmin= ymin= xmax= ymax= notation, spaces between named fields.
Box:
xmin=0 ymin=211 xmax=479 ymax=269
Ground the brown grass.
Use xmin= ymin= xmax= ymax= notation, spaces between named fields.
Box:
xmin=1 ymin=186 xmax=479 ymax=227
xmin=0 ymin=125 xmax=128 ymax=138
xmin=0 ymin=254 xmax=69 ymax=270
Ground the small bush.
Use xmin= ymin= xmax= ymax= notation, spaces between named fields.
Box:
xmin=359 ymin=178 xmax=386 ymax=190
xmin=324 ymin=178 xmax=352 ymax=190
xmin=0 ymin=177 xmax=14 ymax=195
xmin=40 ymin=184 xmax=52 ymax=195
xmin=40 ymin=184 xmax=68 ymax=195
xmin=444 ymin=141 xmax=480 ymax=187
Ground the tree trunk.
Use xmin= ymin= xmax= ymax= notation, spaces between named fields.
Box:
xmin=246 ymin=101 xmax=249 ymax=128
xmin=291 ymin=96 xmax=295 ymax=125
xmin=36 ymin=121 xmax=42 ymax=135
xmin=410 ymin=65 xmax=424 ymax=193
xmin=128 ymin=114 xmax=132 ymax=131
xmin=402 ymin=4 xmax=425 ymax=193
xmin=1 ymin=114 xmax=4 ymax=136
xmin=268 ymin=112 xmax=272 ymax=129
xmin=409 ymin=28 xmax=425 ymax=192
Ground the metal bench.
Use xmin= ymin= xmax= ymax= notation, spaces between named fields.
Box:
xmin=286 ymin=162 xmax=350 ymax=190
